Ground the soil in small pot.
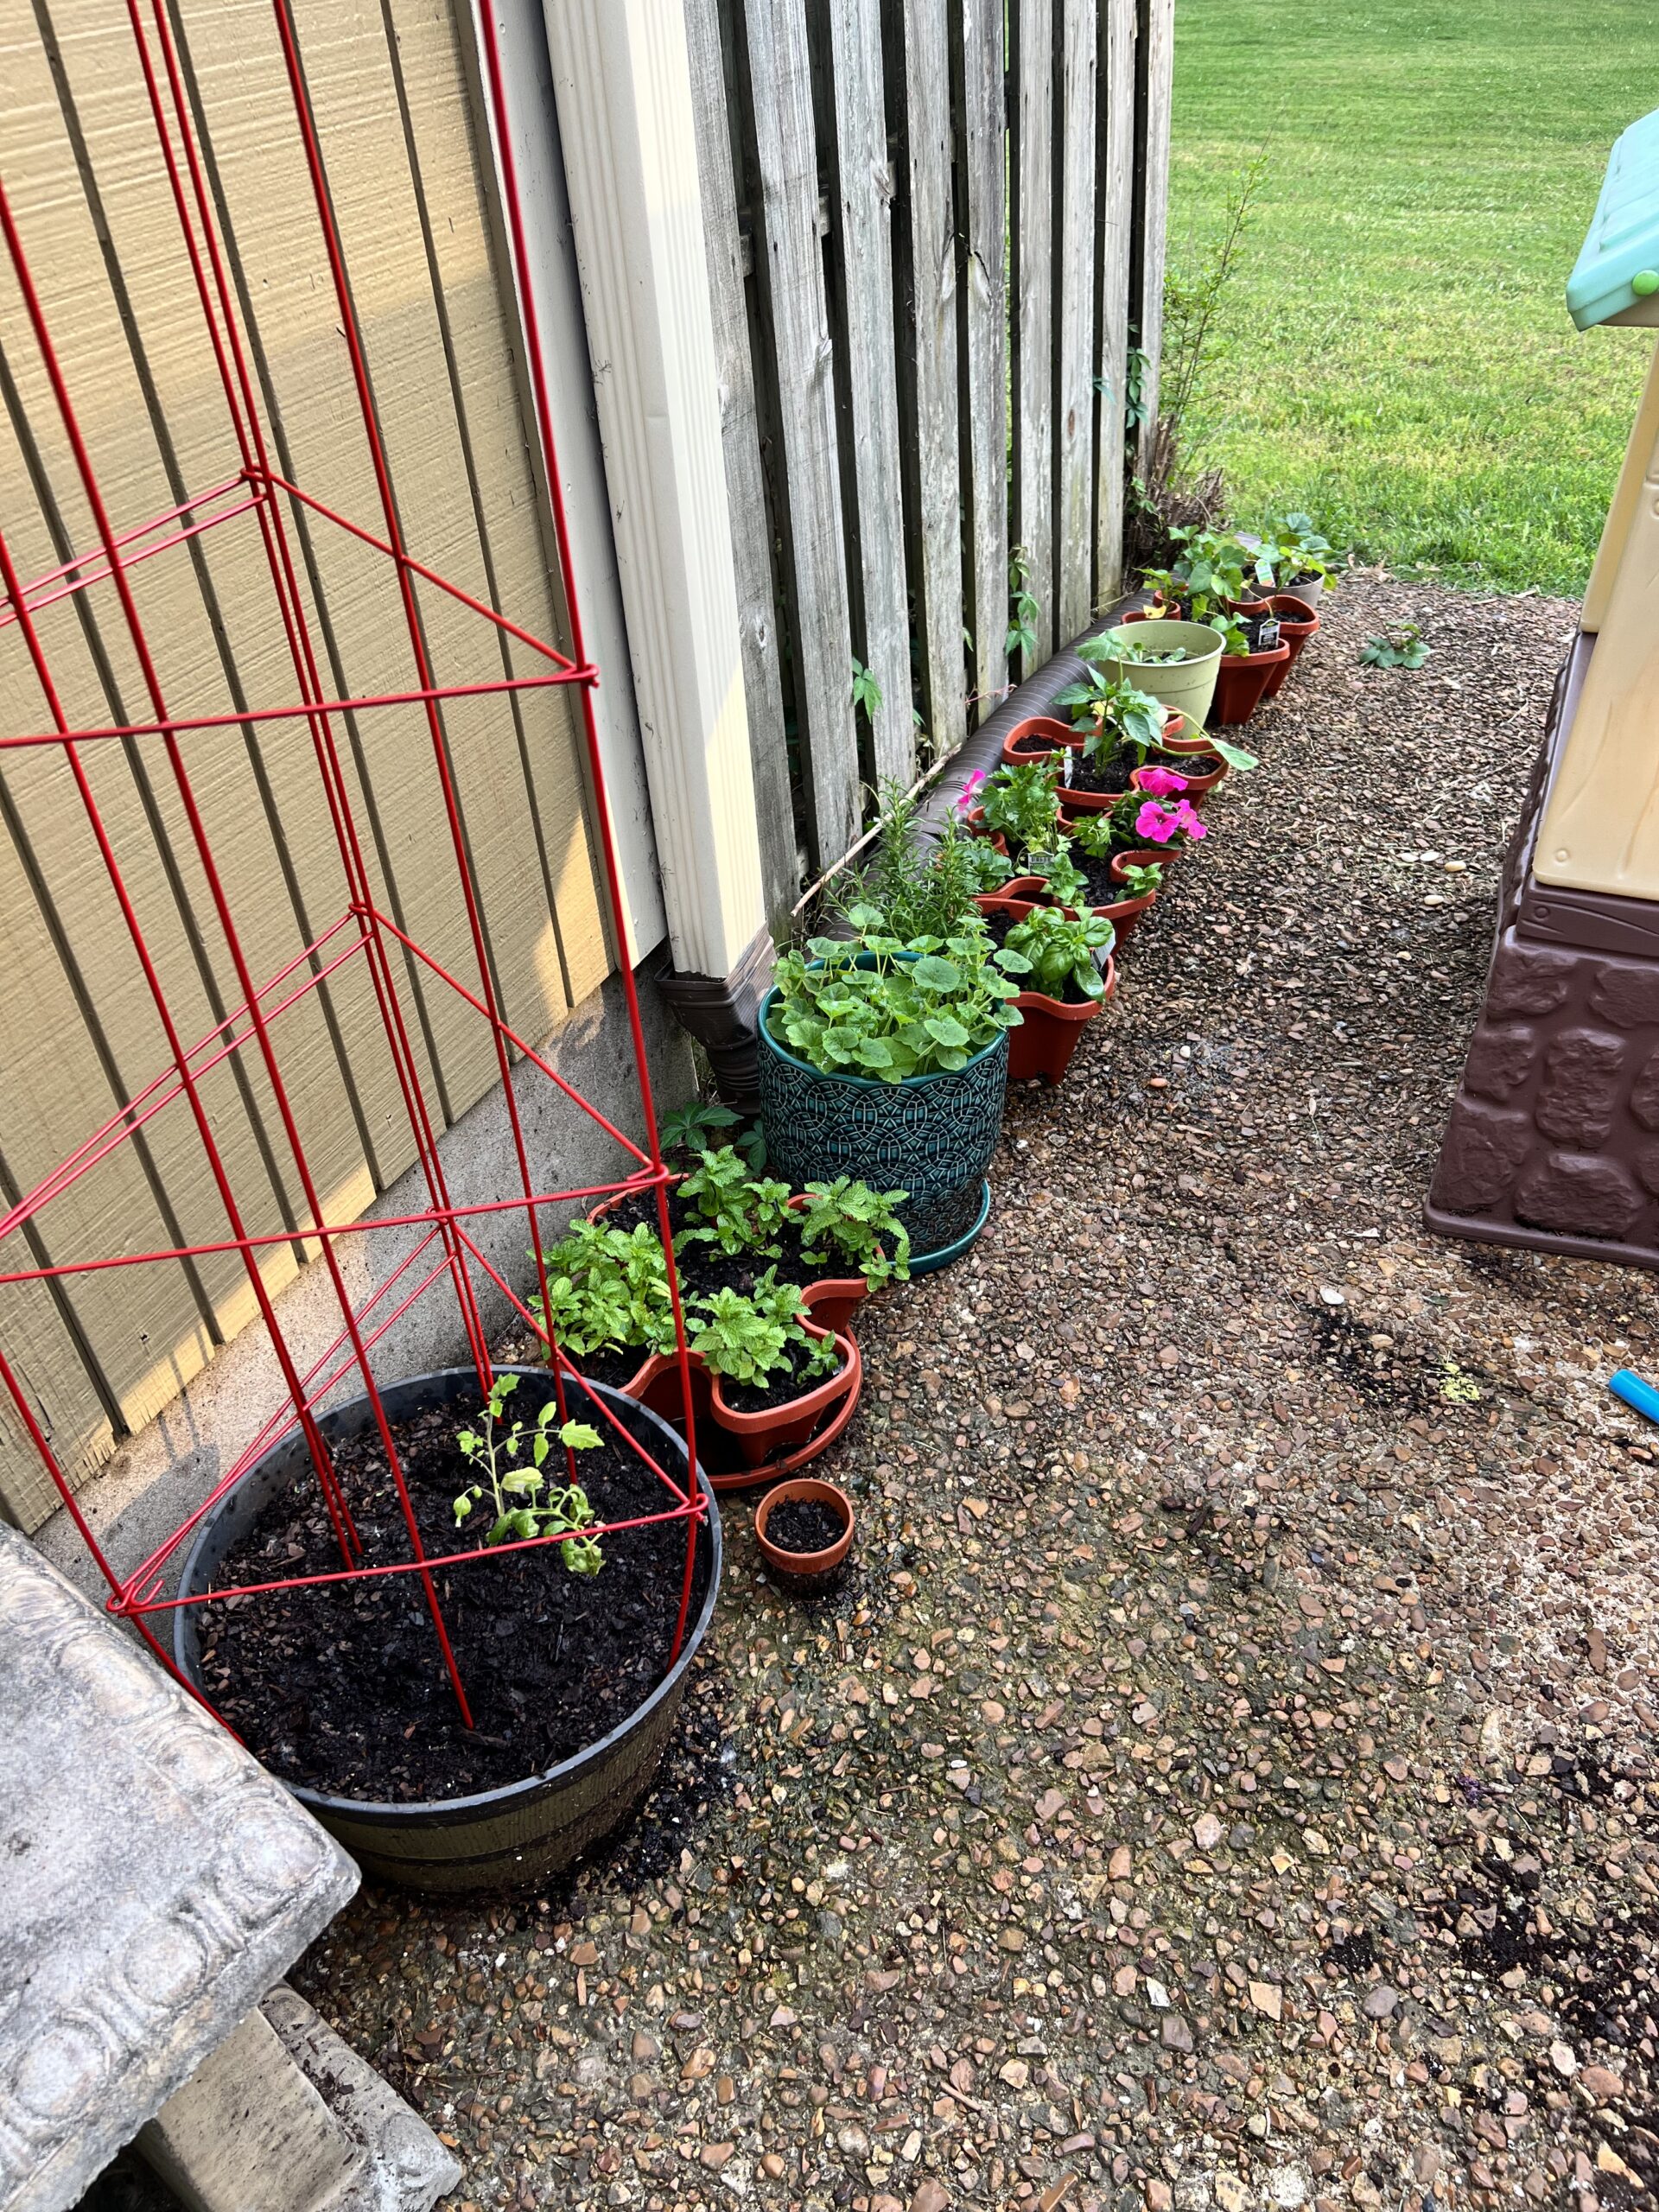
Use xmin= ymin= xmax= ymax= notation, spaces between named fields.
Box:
xmin=720 ymin=1332 xmax=849 ymax=1414
xmin=764 ymin=1495 xmax=848 ymax=1554
xmin=1076 ymin=849 xmax=1139 ymax=908
xmin=203 ymin=1396 xmax=711 ymax=1804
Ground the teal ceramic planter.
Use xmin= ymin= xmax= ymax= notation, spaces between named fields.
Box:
xmin=757 ymin=988 xmax=1007 ymax=1267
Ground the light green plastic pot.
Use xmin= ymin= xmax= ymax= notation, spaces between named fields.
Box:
xmin=1096 ymin=620 xmax=1224 ymax=728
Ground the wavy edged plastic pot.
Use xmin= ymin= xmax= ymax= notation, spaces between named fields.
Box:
xmin=754 ymin=1477 xmax=855 ymax=1592
xmin=1096 ymin=619 xmax=1224 ymax=728
xmin=1007 ymin=954 xmax=1117 ymax=1084
xmin=1128 ymin=753 xmax=1229 ymax=811
xmin=171 ymin=1367 xmax=721 ymax=1893
xmin=1261 ymin=594 xmax=1319 ymax=699
xmin=999 ymin=707 xmax=1183 ymax=770
xmin=708 ymin=1323 xmax=862 ymax=1473
xmin=1211 ymin=639 xmax=1289 ymax=726
xmin=758 ymin=980 xmax=1009 ymax=1269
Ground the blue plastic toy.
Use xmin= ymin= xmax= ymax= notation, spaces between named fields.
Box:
xmin=1609 ymin=1369 xmax=1659 ymax=1427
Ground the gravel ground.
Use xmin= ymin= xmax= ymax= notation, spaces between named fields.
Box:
xmin=295 ymin=575 xmax=1659 ymax=2212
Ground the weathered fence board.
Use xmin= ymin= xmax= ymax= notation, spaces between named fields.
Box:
xmin=1095 ymin=0 xmax=1137 ymax=604
xmin=1011 ymin=0 xmax=1055 ymax=674
xmin=1134 ymin=0 xmax=1175 ymax=474
xmin=700 ymin=0 xmax=1174 ymax=884
xmin=684 ymin=0 xmax=800 ymax=934
xmin=741 ymin=0 xmax=861 ymax=873
xmin=823 ymin=0 xmax=912 ymax=791
xmin=958 ymin=0 xmax=1008 ymax=731
xmin=1055 ymin=0 xmax=1098 ymax=642
xmin=893 ymin=0 xmax=966 ymax=766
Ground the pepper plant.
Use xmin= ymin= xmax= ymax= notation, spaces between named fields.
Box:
xmin=453 ymin=1372 xmax=605 ymax=1567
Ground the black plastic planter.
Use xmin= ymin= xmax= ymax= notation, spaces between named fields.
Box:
xmin=173 ymin=1367 xmax=721 ymax=1894
xmin=756 ymin=988 xmax=1008 ymax=1266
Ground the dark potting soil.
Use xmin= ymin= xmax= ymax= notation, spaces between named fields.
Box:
xmin=202 ymin=1390 xmax=711 ymax=1802
xmin=1162 ymin=753 xmax=1224 ymax=782
xmin=719 ymin=1332 xmax=848 ymax=1414
xmin=1077 ymin=850 xmax=1149 ymax=909
xmin=1063 ymin=743 xmax=1135 ymax=796
xmin=764 ymin=1495 xmax=848 ymax=1556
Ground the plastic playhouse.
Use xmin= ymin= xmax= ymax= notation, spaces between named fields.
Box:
xmin=1429 ymin=109 xmax=1659 ymax=1268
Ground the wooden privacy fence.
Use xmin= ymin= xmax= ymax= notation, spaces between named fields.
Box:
xmin=685 ymin=0 xmax=1175 ymax=921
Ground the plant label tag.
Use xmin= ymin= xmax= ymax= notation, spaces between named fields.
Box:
xmin=1255 ymin=618 xmax=1281 ymax=652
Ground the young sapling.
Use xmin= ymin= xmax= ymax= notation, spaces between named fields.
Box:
xmin=453 ymin=1372 xmax=604 ymax=1568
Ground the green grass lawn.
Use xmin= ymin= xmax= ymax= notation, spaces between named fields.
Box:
xmin=1167 ymin=0 xmax=1659 ymax=595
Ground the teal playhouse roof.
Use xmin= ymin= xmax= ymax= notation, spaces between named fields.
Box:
xmin=1568 ymin=107 xmax=1659 ymax=329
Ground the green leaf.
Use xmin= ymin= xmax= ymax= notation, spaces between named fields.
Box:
xmin=853 ymin=1036 xmax=894 ymax=1069
xmin=560 ymin=1421 xmax=603 ymax=1450
xmin=910 ymin=955 xmax=961 ymax=992
xmin=923 ymin=1013 xmax=971 ymax=1048
xmin=1205 ymin=734 xmax=1259 ymax=771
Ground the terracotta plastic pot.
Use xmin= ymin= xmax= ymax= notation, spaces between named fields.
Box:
xmin=753 ymin=1477 xmax=855 ymax=1588
xmin=1262 ymin=594 xmax=1319 ymax=698
xmin=973 ymin=885 xmax=1060 ymax=925
xmin=1007 ymin=957 xmax=1117 ymax=1084
xmin=1110 ymin=841 xmax=1193 ymax=883
xmin=1090 ymin=878 xmax=1157 ymax=945
xmin=1210 ymin=642 xmax=1288 ymax=727
xmin=708 ymin=1324 xmax=862 ymax=1471
xmin=962 ymin=808 xmax=1011 ymax=854
xmin=1001 ymin=714 xmax=1080 ymax=766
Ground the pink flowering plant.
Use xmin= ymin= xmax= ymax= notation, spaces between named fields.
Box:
xmin=1134 ymin=795 xmax=1207 ymax=845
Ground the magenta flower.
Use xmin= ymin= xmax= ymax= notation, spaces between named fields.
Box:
xmin=1137 ymin=766 xmax=1190 ymax=798
xmin=957 ymin=769 xmax=986 ymax=815
xmin=1134 ymin=798 xmax=1207 ymax=845
xmin=1134 ymin=800 xmax=1179 ymax=843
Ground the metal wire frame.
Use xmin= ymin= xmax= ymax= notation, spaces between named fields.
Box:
xmin=0 ymin=0 xmax=708 ymax=1729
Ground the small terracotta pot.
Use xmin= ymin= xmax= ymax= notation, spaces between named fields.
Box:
xmin=754 ymin=1477 xmax=855 ymax=1586
xmin=1129 ymin=754 xmax=1228 ymax=811
xmin=1224 ymin=594 xmax=1271 ymax=620
xmin=708 ymin=1325 xmax=862 ymax=1471
xmin=1007 ymin=957 xmax=1117 ymax=1084
xmin=1211 ymin=643 xmax=1289 ymax=727
xmin=1262 ymin=594 xmax=1319 ymax=698
xmin=974 ymin=886 xmax=1065 ymax=925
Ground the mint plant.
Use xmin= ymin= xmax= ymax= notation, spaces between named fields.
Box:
xmin=677 ymin=1147 xmax=795 ymax=1258
xmin=1002 ymin=907 xmax=1116 ymax=1002
xmin=532 ymin=1221 xmax=676 ymax=1363
xmin=768 ymin=930 xmax=1027 ymax=1082
xmin=797 ymin=1177 xmax=912 ymax=1287
xmin=453 ymin=1373 xmax=605 ymax=1567
xmin=690 ymin=1271 xmax=840 ymax=1389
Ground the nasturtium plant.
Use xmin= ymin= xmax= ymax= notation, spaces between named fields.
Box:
xmin=1002 ymin=907 xmax=1116 ymax=1003
xmin=453 ymin=1372 xmax=604 ymax=1568
xmin=767 ymin=931 xmax=1027 ymax=1084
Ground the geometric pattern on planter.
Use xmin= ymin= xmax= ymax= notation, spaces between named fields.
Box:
xmin=757 ymin=997 xmax=1008 ymax=1258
